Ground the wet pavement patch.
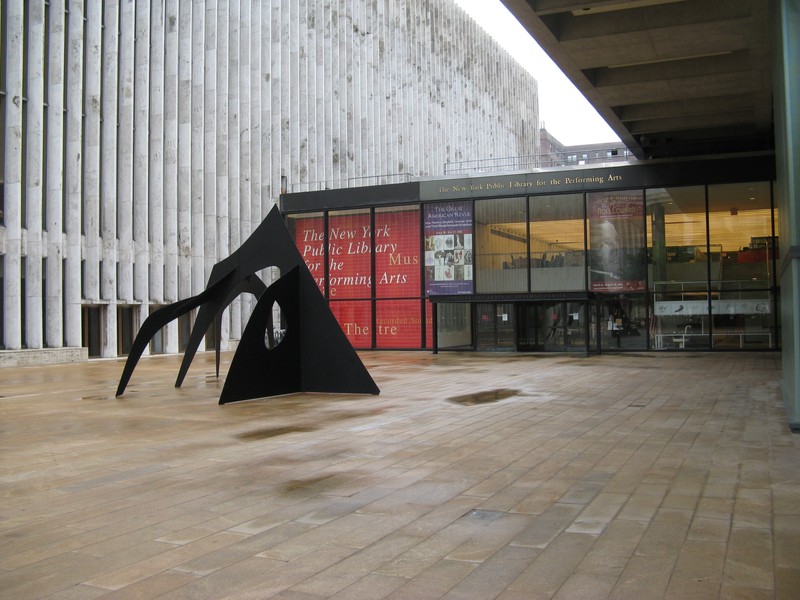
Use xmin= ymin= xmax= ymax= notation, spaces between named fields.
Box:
xmin=236 ymin=426 xmax=316 ymax=440
xmin=464 ymin=509 xmax=507 ymax=521
xmin=447 ymin=388 xmax=519 ymax=406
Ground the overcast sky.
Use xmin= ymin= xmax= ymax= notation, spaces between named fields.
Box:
xmin=453 ymin=0 xmax=621 ymax=146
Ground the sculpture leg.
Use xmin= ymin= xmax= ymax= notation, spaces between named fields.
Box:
xmin=115 ymin=297 xmax=200 ymax=397
xmin=175 ymin=274 xmax=268 ymax=387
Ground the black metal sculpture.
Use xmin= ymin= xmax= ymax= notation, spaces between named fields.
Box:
xmin=116 ymin=206 xmax=379 ymax=403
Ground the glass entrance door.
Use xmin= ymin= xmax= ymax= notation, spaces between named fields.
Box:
xmin=517 ymin=301 xmax=588 ymax=352
xmin=476 ymin=303 xmax=516 ymax=351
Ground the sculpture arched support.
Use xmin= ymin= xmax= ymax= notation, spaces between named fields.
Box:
xmin=115 ymin=296 xmax=205 ymax=397
xmin=174 ymin=274 xmax=267 ymax=387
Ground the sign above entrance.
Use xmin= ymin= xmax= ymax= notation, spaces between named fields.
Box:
xmin=421 ymin=167 xmax=637 ymax=201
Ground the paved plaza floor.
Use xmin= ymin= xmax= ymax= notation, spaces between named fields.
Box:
xmin=1 ymin=350 xmax=798 ymax=599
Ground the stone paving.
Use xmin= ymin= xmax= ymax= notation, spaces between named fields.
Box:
xmin=0 ymin=350 xmax=798 ymax=599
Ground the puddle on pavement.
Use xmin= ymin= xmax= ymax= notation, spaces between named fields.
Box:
xmin=279 ymin=474 xmax=336 ymax=493
xmin=447 ymin=388 xmax=519 ymax=406
xmin=464 ymin=509 xmax=506 ymax=521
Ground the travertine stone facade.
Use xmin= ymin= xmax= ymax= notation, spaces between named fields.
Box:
xmin=0 ymin=0 xmax=539 ymax=359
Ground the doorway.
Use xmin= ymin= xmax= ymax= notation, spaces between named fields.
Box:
xmin=517 ymin=301 xmax=588 ymax=352
xmin=475 ymin=303 xmax=516 ymax=351
xmin=81 ymin=306 xmax=103 ymax=357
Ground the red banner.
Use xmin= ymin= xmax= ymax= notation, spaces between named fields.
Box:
xmin=291 ymin=209 xmax=425 ymax=348
xmin=376 ymin=209 xmax=421 ymax=298
xmin=328 ymin=212 xmax=372 ymax=299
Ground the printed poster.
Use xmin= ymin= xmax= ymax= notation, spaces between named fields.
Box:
xmin=588 ymin=193 xmax=646 ymax=292
xmin=424 ymin=201 xmax=473 ymax=296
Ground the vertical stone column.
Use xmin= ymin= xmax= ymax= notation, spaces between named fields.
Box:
xmin=326 ymin=0 xmax=338 ymax=185
xmin=25 ymin=0 xmax=45 ymax=349
xmin=250 ymin=0 xmax=262 ymax=220
xmin=343 ymin=0 xmax=355 ymax=183
xmin=260 ymin=0 xmax=272 ymax=221
xmin=190 ymin=0 xmax=205 ymax=297
xmin=270 ymin=1 xmax=282 ymax=200
xmin=149 ymin=1 xmax=165 ymax=305
xmin=320 ymin=0 xmax=332 ymax=187
xmin=45 ymin=0 xmax=65 ymax=348
xmin=83 ymin=0 xmax=101 ymax=303
xmin=117 ymin=0 xmax=135 ymax=303
xmin=163 ymin=0 xmax=179 ymax=352
xmin=215 ymin=0 xmax=230 ymax=346
xmin=259 ymin=2 xmax=274 ymax=297
xmin=63 ymin=0 xmax=84 ymax=348
xmin=3 ymin=0 xmax=23 ymax=349
xmin=133 ymin=0 xmax=150 ymax=313
xmin=238 ymin=0 xmax=251 ymax=330
xmin=177 ymin=0 xmax=192 ymax=302
xmin=203 ymin=0 xmax=217 ymax=288
xmin=297 ymin=0 xmax=309 ymax=187
xmin=279 ymin=1 xmax=290 ymax=188
xmin=101 ymin=0 xmax=119 ymax=356
xmin=228 ymin=0 xmax=241 ymax=339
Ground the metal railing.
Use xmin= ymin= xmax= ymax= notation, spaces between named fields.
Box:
xmin=444 ymin=147 xmax=635 ymax=175
xmin=288 ymin=173 xmax=412 ymax=193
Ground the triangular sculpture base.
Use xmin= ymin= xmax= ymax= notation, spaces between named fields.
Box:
xmin=220 ymin=266 xmax=379 ymax=404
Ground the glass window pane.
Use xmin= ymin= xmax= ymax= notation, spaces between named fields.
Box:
xmin=708 ymin=182 xmax=774 ymax=290
xmin=436 ymin=303 xmax=472 ymax=349
xmin=529 ymin=193 xmax=585 ymax=291
xmin=328 ymin=209 xmax=371 ymax=299
xmin=588 ymin=191 xmax=646 ymax=292
xmin=475 ymin=197 xmax=527 ymax=293
xmin=646 ymin=186 xmax=710 ymax=349
xmin=708 ymin=182 xmax=774 ymax=349
xmin=712 ymin=293 xmax=775 ymax=349
xmin=375 ymin=206 xmax=420 ymax=298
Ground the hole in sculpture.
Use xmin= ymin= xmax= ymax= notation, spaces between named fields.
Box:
xmin=264 ymin=300 xmax=286 ymax=350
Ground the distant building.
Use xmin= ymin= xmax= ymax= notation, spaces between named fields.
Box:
xmin=443 ymin=127 xmax=632 ymax=175
xmin=539 ymin=127 xmax=634 ymax=168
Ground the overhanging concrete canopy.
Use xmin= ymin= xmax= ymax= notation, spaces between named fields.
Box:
xmin=501 ymin=0 xmax=773 ymax=159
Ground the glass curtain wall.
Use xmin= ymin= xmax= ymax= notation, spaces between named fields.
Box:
xmin=529 ymin=194 xmax=586 ymax=291
xmin=647 ymin=186 xmax=710 ymax=349
xmin=475 ymin=197 xmax=528 ymax=293
xmin=708 ymin=182 xmax=776 ymax=348
xmin=283 ymin=176 xmax=777 ymax=353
